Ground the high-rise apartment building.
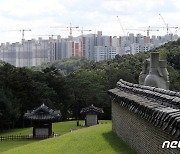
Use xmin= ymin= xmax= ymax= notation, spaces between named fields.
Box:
xmin=0 ymin=31 xmax=178 ymax=66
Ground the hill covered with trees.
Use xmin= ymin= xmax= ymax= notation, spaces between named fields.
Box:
xmin=0 ymin=39 xmax=180 ymax=130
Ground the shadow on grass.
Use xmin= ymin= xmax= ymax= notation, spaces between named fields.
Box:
xmin=102 ymin=131 xmax=137 ymax=154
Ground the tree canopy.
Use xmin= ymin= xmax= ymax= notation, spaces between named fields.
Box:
xmin=1 ymin=39 xmax=180 ymax=130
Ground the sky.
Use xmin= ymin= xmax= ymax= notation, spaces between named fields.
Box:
xmin=0 ymin=0 xmax=179 ymax=43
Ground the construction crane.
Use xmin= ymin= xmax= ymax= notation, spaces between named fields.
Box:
xmin=8 ymin=29 xmax=31 ymax=40
xmin=138 ymin=26 xmax=159 ymax=36
xmin=117 ymin=16 xmax=126 ymax=36
xmin=33 ymin=34 xmax=59 ymax=39
xmin=148 ymin=26 xmax=178 ymax=35
xmin=125 ymin=28 xmax=159 ymax=37
xmin=76 ymin=27 xmax=91 ymax=35
xmin=159 ymin=13 xmax=178 ymax=35
xmin=50 ymin=23 xmax=79 ymax=38
xmin=67 ymin=23 xmax=79 ymax=37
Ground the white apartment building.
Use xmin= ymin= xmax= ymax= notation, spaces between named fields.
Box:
xmin=0 ymin=42 xmax=16 ymax=66
xmin=93 ymin=31 xmax=122 ymax=62
xmin=109 ymin=47 xmax=121 ymax=59
xmin=0 ymin=31 xmax=178 ymax=67
xmin=0 ymin=38 xmax=54 ymax=67
xmin=16 ymin=39 xmax=51 ymax=67
xmin=57 ymin=38 xmax=83 ymax=60
xmin=94 ymin=46 xmax=121 ymax=62
xmin=130 ymin=43 xmax=154 ymax=54
xmin=79 ymin=34 xmax=96 ymax=60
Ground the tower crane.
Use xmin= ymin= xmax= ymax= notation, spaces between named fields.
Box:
xmin=117 ymin=16 xmax=126 ymax=36
xmin=76 ymin=27 xmax=91 ymax=35
xmin=33 ymin=34 xmax=59 ymax=39
xmin=8 ymin=29 xmax=31 ymax=40
xmin=158 ymin=13 xmax=178 ymax=35
xmin=50 ymin=23 xmax=79 ymax=38
xmin=67 ymin=23 xmax=79 ymax=37
xmin=125 ymin=28 xmax=159 ymax=37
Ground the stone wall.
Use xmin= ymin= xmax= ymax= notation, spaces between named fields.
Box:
xmin=112 ymin=101 xmax=180 ymax=154
xmin=108 ymin=79 xmax=180 ymax=154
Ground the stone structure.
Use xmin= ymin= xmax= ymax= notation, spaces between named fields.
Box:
xmin=144 ymin=52 xmax=169 ymax=90
xmin=159 ymin=60 xmax=170 ymax=89
xmin=139 ymin=58 xmax=150 ymax=85
xmin=80 ymin=104 xmax=104 ymax=126
xmin=108 ymin=79 xmax=180 ymax=154
xmin=24 ymin=104 xmax=61 ymax=137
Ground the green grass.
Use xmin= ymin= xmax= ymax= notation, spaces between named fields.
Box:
xmin=53 ymin=120 xmax=85 ymax=135
xmin=0 ymin=121 xmax=87 ymax=153
xmin=0 ymin=140 xmax=38 ymax=153
xmin=0 ymin=127 xmax=32 ymax=136
xmin=0 ymin=120 xmax=89 ymax=136
xmin=2 ymin=123 xmax=136 ymax=154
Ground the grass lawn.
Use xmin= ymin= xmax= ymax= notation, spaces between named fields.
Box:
xmin=2 ymin=123 xmax=136 ymax=154
xmin=0 ymin=121 xmax=86 ymax=136
xmin=0 ymin=120 xmax=88 ymax=153
xmin=0 ymin=140 xmax=38 ymax=153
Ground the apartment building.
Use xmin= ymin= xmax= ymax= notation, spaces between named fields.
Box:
xmin=0 ymin=38 xmax=53 ymax=67
xmin=94 ymin=46 xmax=121 ymax=62
xmin=0 ymin=31 xmax=178 ymax=67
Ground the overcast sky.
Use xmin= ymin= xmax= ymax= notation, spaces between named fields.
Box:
xmin=0 ymin=0 xmax=179 ymax=43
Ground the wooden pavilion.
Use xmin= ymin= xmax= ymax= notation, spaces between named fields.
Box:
xmin=80 ymin=104 xmax=104 ymax=126
xmin=24 ymin=104 xmax=61 ymax=138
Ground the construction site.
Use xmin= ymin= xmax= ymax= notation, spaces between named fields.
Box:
xmin=0 ymin=14 xmax=179 ymax=67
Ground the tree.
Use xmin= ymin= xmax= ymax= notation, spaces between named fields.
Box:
xmin=0 ymin=88 xmax=20 ymax=129
xmin=67 ymin=69 xmax=110 ymax=119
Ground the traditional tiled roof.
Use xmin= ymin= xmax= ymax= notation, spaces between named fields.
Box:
xmin=24 ymin=104 xmax=61 ymax=121
xmin=80 ymin=104 xmax=104 ymax=114
xmin=108 ymin=79 xmax=180 ymax=138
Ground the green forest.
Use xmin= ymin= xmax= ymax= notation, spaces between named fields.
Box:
xmin=0 ymin=39 xmax=180 ymax=130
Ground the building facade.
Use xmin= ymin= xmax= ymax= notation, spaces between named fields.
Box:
xmin=0 ymin=31 xmax=178 ymax=67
